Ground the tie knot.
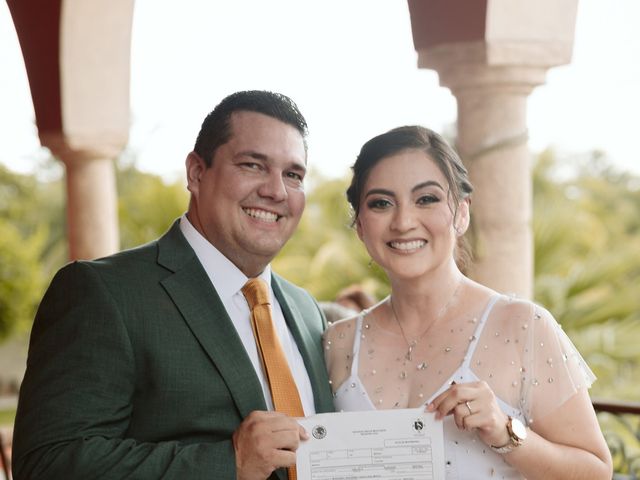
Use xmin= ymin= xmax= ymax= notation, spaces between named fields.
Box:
xmin=242 ymin=278 xmax=271 ymax=309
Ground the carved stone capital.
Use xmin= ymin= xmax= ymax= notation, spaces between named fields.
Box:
xmin=417 ymin=42 xmax=551 ymax=95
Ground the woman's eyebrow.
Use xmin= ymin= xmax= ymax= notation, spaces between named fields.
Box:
xmin=412 ymin=180 xmax=444 ymax=192
xmin=365 ymin=180 xmax=444 ymax=198
xmin=364 ymin=188 xmax=395 ymax=198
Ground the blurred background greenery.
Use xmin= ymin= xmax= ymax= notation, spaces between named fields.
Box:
xmin=1 ymin=147 xmax=639 ymax=475
xmin=1 ymin=148 xmax=639 ymax=399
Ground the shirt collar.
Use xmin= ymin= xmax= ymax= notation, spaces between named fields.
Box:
xmin=179 ymin=214 xmax=272 ymax=299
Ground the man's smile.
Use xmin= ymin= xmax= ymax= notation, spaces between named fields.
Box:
xmin=243 ymin=207 xmax=281 ymax=223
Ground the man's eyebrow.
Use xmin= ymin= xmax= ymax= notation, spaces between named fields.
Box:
xmin=236 ymin=150 xmax=268 ymax=161
xmin=288 ymin=162 xmax=307 ymax=174
xmin=236 ymin=150 xmax=307 ymax=173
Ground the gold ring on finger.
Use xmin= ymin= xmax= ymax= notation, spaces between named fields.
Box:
xmin=465 ymin=401 xmax=473 ymax=415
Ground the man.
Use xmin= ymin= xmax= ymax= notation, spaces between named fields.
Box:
xmin=12 ymin=91 xmax=334 ymax=479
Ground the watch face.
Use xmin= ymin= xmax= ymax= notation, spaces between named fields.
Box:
xmin=511 ymin=418 xmax=528 ymax=441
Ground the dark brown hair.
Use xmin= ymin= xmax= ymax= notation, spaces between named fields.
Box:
xmin=193 ymin=90 xmax=308 ymax=167
xmin=346 ymin=125 xmax=474 ymax=268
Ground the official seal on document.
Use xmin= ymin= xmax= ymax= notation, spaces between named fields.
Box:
xmin=312 ymin=425 xmax=327 ymax=439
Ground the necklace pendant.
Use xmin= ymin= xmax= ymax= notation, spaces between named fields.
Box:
xmin=405 ymin=345 xmax=413 ymax=361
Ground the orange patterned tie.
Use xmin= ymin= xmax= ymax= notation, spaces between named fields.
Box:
xmin=242 ymin=278 xmax=304 ymax=480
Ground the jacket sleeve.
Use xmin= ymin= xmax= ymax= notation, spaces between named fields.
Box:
xmin=12 ymin=262 xmax=240 ymax=480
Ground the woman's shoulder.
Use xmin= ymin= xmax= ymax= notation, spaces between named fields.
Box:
xmin=323 ymin=312 xmax=361 ymax=345
xmin=323 ymin=312 xmax=364 ymax=383
xmin=487 ymin=294 xmax=557 ymax=328
xmin=324 ymin=296 xmax=388 ymax=339
xmin=325 ymin=313 xmax=359 ymax=332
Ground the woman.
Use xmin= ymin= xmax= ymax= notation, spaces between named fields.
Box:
xmin=323 ymin=126 xmax=612 ymax=479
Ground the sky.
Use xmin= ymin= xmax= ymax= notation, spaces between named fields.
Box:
xmin=1 ymin=0 xmax=639 ymax=183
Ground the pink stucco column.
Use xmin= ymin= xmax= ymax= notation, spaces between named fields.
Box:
xmin=9 ymin=0 xmax=134 ymax=260
xmin=408 ymin=0 xmax=579 ymax=298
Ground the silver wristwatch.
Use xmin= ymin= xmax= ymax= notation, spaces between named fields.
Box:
xmin=490 ymin=416 xmax=527 ymax=454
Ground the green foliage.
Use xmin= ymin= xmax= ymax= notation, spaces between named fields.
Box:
xmin=0 ymin=165 xmax=64 ymax=339
xmin=1 ymin=149 xmax=638 ymax=477
xmin=598 ymin=411 xmax=640 ymax=478
xmin=2 ymin=149 xmax=638 ymax=405
xmin=116 ymin=164 xmax=188 ymax=249
xmin=0 ymin=407 xmax=15 ymax=426
xmin=273 ymin=172 xmax=390 ymax=302
xmin=0 ymin=161 xmax=189 ymax=340
xmin=533 ymin=150 xmax=640 ymax=401
xmin=0 ymin=219 xmax=46 ymax=338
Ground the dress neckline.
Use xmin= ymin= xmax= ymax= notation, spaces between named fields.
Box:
xmin=339 ymin=294 xmax=502 ymax=409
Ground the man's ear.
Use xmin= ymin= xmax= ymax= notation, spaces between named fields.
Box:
xmin=186 ymin=151 xmax=205 ymax=195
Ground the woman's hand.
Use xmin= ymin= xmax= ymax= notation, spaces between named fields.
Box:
xmin=428 ymin=381 xmax=511 ymax=448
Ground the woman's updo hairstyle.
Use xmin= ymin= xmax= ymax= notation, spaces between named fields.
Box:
xmin=347 ymin=125 xmax=472 ymax=219
xmin=346 ymin=125 xmax=474 ymax=269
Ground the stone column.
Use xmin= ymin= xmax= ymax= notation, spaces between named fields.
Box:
xmin=458 ymin=79 xmax=534 ymax=299
xmin=63 ymin=152 xmax=119 ymax=261
xmin=408 ymin=0 xmax=579 ymax=299
xmin=425 ymin=50 xmax=549 ymax=297
xmin=52 ymin=0 xmax=133 ymax=260
xmin=9 ymin=0 xmax=134 ymax=260
xmin=40 ymin=136 xmax=122 ymax=260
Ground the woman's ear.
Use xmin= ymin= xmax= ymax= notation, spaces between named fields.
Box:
xmin=454 ymin=198 xmax=471 ymax=236
xmin=186 ymin=151 xmax=205 ymax=195
xmin=355 ymin=217 xmax=364 ymax=242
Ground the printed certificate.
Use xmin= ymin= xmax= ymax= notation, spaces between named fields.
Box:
xmin=296 ymin=407 xmax=444 ymax=480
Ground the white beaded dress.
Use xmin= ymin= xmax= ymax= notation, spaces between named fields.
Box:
xmin=323 ymin=294 xmax=596 ymax=480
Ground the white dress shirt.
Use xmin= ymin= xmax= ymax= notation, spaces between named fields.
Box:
xmin=179 ymin=215 xmax=316 ymax=416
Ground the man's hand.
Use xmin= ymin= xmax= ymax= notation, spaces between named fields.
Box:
xmin=233 ymin=410 xmax=308 ymax=480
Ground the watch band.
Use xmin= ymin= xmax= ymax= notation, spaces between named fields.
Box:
xmin=490 ymin=416 xmax=526 ymax=454
xmin=490 ymin=442 xmax=516 ymax=454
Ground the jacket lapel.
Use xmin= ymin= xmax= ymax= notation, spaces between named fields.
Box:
xmin=156 ymin=221 xmax=267 ymax=418
xmin=272 ymin=276 xmax=333 ymax=414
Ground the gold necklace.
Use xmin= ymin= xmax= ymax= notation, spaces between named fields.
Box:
xmin=389 ymin=280 xmax=462 ymax=362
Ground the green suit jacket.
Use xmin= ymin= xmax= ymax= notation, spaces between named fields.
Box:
xmin=12 ymin=221 xmax=334 ymax=479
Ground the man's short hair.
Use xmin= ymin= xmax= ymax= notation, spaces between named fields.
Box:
xmin=193 ymin=90 xmax=308 ymax=166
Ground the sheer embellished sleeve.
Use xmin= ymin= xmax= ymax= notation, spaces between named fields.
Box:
xmin=519 ymin=304 xmax=596 ymax=425
xmin=472 ymin=297 xmax=596 ymax=426
xmin=323 ymin=315 xmax=359 ymax=395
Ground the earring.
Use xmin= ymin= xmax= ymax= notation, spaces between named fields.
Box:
xmin=454 ymin=226 xmax=462 ymax=236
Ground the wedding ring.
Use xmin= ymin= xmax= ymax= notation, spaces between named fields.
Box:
xmin=465 ymin=401 xmax=473 ymax=415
